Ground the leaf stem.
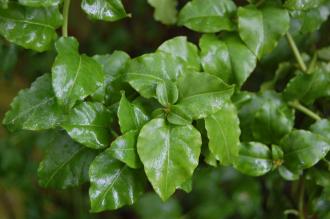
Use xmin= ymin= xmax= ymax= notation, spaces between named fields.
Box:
xmin=298 ymin=177 xmax=305 ymax=219
xmin=288 ymin=100 xmax=321 ymax=121
xmin=286 ymin=33 xmax=307 ymax=72
xmin=62 ymin=0 xmax=71 ymax=37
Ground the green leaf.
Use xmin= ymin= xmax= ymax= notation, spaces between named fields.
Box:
xmin=3 ymin=74 xmax=62 ymax=132
xmin=310 ymin=119 xmax=330 ymax=141
xmin=278 ymin=165 xmax=301 ymax=180
xmin=280 ymin=130 xmax=330 ymax=171
xmin=0 ymin=43 xmax=17 ymax=76
xmin=38 ymin=132 xmax=97 ymax=189
xmin=18 ymin=0 xmax=62 ymax=7
xmin=148 ymin=0 xmax=177 ymax=25
xmin=93 ymin=51 xmax=130 ymax=104
xmin=234 ymin=142 xmax=272 ymax=176
xmin=318 ymin=46 xmax=330 ymax=61
xmin=0 ymin=0 xmax=8 ymax=8
xmin=52 ymin=37 xmax=104 ymax=108
xmin=199 ymin=34 xmax=257 ymax=86
xmin=157 ymin=36 xmax=200 ymax=71
xmin=81 ymin=0 xmax=127 ymax=22
xmin=0 ymin=3 xmax=62 ymax=52
xmin=284 ymin=0 xmax=325 ymax=10
xmin=118 ymin=93 xmax=149 ymax=133
xmin=283 ymin=63 xmax=330 ymax=104
xmin=126 ymin=52 xmax=184 ymax=98
xmin=108 ymin=130 xmax=141 ymax=169
xmin=156 ymin=80 xmax=178 ymax=107
xmin=172 ymin=71 xmax=234 ymax=120
xmin=252 ymin=92 xmax=294 ymax=144
xmin=238 ymin=5 xmax=290 ymax=59
xmin=137 ymin=118 xmax=201 ymax=200
xmin=89 ymin=153 xmax=145 ymax=212
xmin=205 ymin=102 xmax=240 ymax=165
xmin=167 ymin=105 xmax=192 ymax=126
xmin=178 ymin=0 xmax=237 ymax=33
xmin=62 ymin=102 xmax=112 ymax=149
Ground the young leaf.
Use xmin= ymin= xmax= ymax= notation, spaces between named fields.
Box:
xmin=0 ymin=4 xmax=62 ymax=52
xmin=156 ymin=80 xmax=178 ymax=107
xmin=234 ymin=142 xmax=272 ymax=176
xmin=310 ymin=119 xmax=330 ymax=141
xmin=178 ymin=0 xmax=237 ymax=33
xmin=205 ymin=102 xmax=240 ymax=165
xmin=157 ymin=36 xmax=200 ymax=71
xmin=137 ymin=118 xmax=202 ymax=200
xmin=89 ymin=153 xmax=145 ymax=212
xmin=173 ymin=71 xmax=234 ymax=120
xmin=81 ymin=0 xmax=127 ymax=22
xmin=92 ymin=51 xmax=130 ymax=104
xmin=280 ymin=130 xmax=330 ymax=171
xmin=126 ymin=52 xmax=184 ymax=98
xmin=108 ymin=130 xmax=141 ymax=169
xmin=3 ymin=74 xmax=62 ymax=132
xmin=148 ymin=0 xmax=177 ymax=25
xmin=283 ymin=63 xmax=330 ymax=104
xmin=118 ymin=93 xmax=149 ymax=133
xmin=18 ymin=0 xmax=62 ymax=7
xmin=238 ymin=5 xmax=290 ymax=59
xmin=62 ymin=102 xmax=112 ymax=149
xmin=52 ymin=37 xmax=104 ymax=108
xmin=38 ymin=132 xmax=98 ymax=189
xmin=199 ymin=34 xmax=257 ymax=86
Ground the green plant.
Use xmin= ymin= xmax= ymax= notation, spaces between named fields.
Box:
xmin=1 ymin=0 xmax=330 ymax=218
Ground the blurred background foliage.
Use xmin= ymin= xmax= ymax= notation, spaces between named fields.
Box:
xmin=0 ymin=0 xmax=330 ymax=219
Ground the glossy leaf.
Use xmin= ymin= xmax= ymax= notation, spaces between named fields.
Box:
xmin=126 ymin=52 xmax=184 ymax=98
xmin=3 ymin=74 xmax=62 ymax=131
xmin=81 ymin=0 xmax=127 ymax=22
xmin=108 ymin=130 xmax=141 ymax=169
xmin=52 ymin=37 xmax=104 ymax=108
xmin=156 ymin=80 xmax=178 ymax=107
xmin=157 ymin=36 xmax=200 ymax=71
xmin=310 ymin=119 xmax=330 ymax=141
xmin=205 ymin=102 xmax=240 ymax=165
xmin=0 ymin=4 xmax=62 ymax=52
xmin=278 ymin=165 xmax=301 ymax=180
xmin=62 ymin=102 xmax=112 ymax=149
xmin=173 ymin=71 xmax=234 ymax=120
xmin=148 ymin=0 xmax=177 ymax=25
xmin=284 ymin=0 xmax=325 ymax=10
xmin=283 ymin=63 xmax=330 ymax=104
xmin=93 ymin=51 xmax=130 ymax=104
xmin=89 ymin=153 xmax=145 ymax=212
xmin=18 ymin=0 xmax=62 ymax=7
xmin=38 ymin=132 xmax=97 ymax=189
xmin=118 ymin=93 xmax=149 ymax=133
xmin=137 ymin=118 xmax=202 ymax=200
xmin=280 ymin=130 xmax=330 ymax=171
xmin=178 ymin=0 xmax=237 ymax=33
xmin=238 ymin=5 xmax=290 ymax=59
xmin=234 ymin=142 xmax=272 ymax=176
xmin=199 ymin=34 xmax=257 ymax=86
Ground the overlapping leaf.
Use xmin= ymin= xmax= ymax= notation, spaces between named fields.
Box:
xmin=18 ymin=0 xmax=62 ymax=7
xmin=3 ymin=74 xmax=62 ymax=131
xmin=0 ymin=3 xmax=62 ymax=51
xmin=52 ymin=37 xmax=104 ymax=108
xmin=89 ymin=153 xmax=145 ymax=212
xmin=137 ymin=118 xmax=202 ymax=200
xmin=280 ymin=130 xmax=330 ymax=171
xmin=234 ymin=142 xmax=272 ymax=176
xmin=199 ymin=34 xmax=257 ymax=86
xmin=178 ymin=0 xmax=237 ymax=33
xmin=205 ymin=102 xmax=240 ymax=165
xmin=284 ymin=0 xmax=325 ymax=10
xmin=38 ymin=132 xmax=98 ymax=189
xmin=238 ymin=5 xmax=290 ymax=59
xmin=81 ymin=0 xmax=127 ymax=21
xmin=310 ymin=119 xmax=330 ymax=141
xmin=62 ymin=102 xmax=112 ymax=149
xmin=148 ymin=0 xmax=177 ymax=25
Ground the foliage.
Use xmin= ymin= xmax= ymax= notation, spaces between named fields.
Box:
xmin=1 ymin=0 xmax=330 ymax=218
